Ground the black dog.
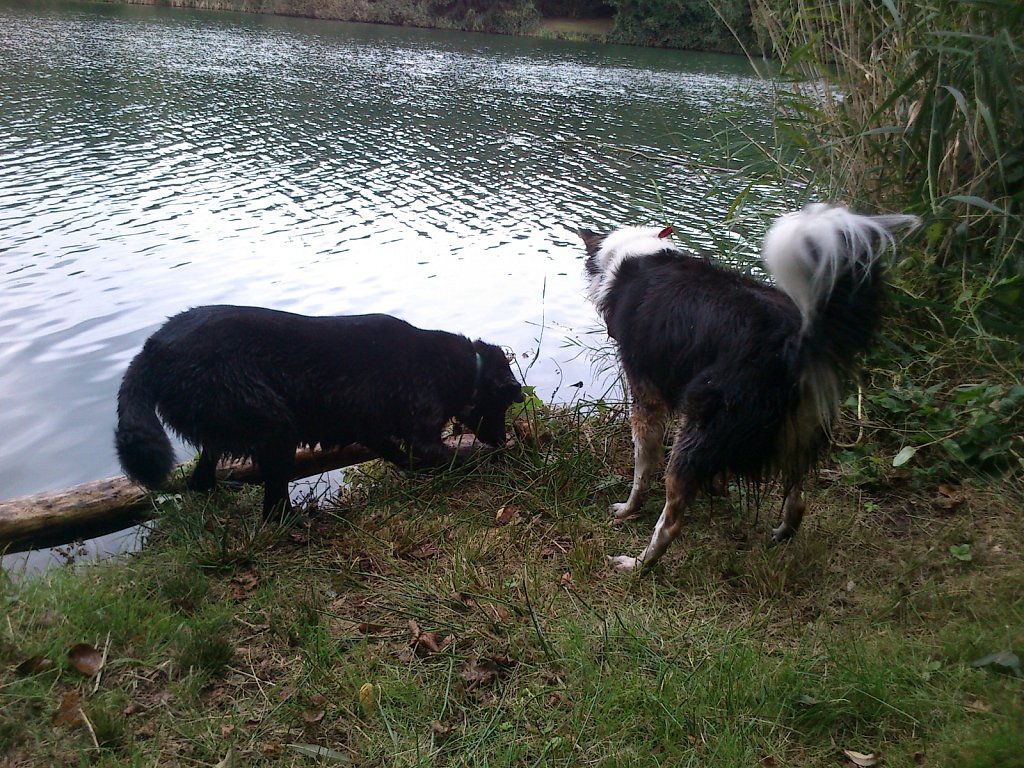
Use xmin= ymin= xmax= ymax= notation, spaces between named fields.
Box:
xmin=115 ymin=306 xmax=524 ymax=517
xmin=580 ymin=204 xmax=919 ymax=572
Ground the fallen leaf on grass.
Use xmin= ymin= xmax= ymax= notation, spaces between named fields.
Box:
xmin=15 ymin=655 xmax=53 ymax=676
xmin=301 ymin=708 xmax=325 ymax=725
xmin=934 ymin=484 xmax=964 ymax=512
xmin=288 ymin=743 xmax=352 ymax=763
xmin=449 ymin=592 xmax=477 ymax=611
xmin=401 ymin=542 xmax=439 ymax=560
xmin=843 ymin=750 xmax=881 ymax=767
xmin=407 ymin=620 xmax=449 ymax=655
xmin=67 ymin=643 xmax=104 ymax=675
xmin=430 ymin=720 xmax=456 ymax=743
xmin=52 ymin=690 xmax=83 ymax=728
xmin=494 ymin=505 xmax=520 ymax=526
xmin=359 ymin=682 xmax=375 ymax=716
xmin=546 ymin=691 xmax=568 ymax=708
xmin=228 ymin=569 xmax=260 ymax=600
xmin=965 ymin=698 xmax=991 ymax=713
xmin=484 ymin=603 xmax=510 ymax=623
xmin=460 ymin=655 xmax=515 ymax=689
xmin=970 ymin=650 xmax=1022 ymax=677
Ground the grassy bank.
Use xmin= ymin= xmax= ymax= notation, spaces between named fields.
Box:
xmin=2 ymin=401 xmax=1022 ymax=765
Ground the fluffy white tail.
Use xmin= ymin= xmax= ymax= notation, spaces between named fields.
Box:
xmin=762 ymin=203 xmax=920 ymax=330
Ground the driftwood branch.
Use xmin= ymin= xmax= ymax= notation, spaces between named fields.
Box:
xmin=0 ymin=442 xmax=430 ymax=555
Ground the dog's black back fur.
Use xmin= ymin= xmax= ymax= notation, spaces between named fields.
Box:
xmin=115 ymin=306 xmax=523 ymax=516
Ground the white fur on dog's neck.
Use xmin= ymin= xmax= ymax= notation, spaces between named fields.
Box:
xmin=586 ymin=226 xmax=680 ymax=309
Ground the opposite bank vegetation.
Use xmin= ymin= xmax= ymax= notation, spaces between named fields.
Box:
xmin=2 ymin=0 xmax=1023 ymax=765
xmin=101 ymin=0 xmax=760 ymax=54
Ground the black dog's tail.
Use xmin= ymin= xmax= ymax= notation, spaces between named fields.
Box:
xmin=115 ymin=346 xmax=174 ymax=488
xmin=762 ymin=203 xmax=920 ymax=429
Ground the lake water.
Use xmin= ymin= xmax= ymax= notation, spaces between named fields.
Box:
xmin=0 ymin=0 xmax=786 ymax=568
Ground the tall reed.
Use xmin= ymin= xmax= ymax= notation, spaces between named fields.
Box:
xmin=753 ymin=0 xmax=1022 ymax=296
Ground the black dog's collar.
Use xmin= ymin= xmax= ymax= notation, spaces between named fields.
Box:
xmin=471 ymin=351 xmax=483 ymax=404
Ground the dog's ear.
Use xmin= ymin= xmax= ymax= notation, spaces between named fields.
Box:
xmin=577 ymin=228 xmax=605 ymax=259
xmin=474 ymin=341 xmax=524 ymax=402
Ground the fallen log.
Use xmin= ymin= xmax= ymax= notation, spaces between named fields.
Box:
xmin=0 ymin=441 xmax=469 ymax=555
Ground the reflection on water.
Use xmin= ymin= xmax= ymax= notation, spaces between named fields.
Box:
xmin=0 ymin=0 xmax=786 ymax=569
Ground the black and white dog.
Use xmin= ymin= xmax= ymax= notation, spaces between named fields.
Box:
xmin=115 ymin=306 xmax=524 ymax=518
xmin=580 ymin=204 xmax=919 ymax=572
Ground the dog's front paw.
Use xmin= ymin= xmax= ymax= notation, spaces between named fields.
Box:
xmin=607 ymin=555 xmax=641 ymax=573
xmin=609 ymin=502 xmax=642 ymax=523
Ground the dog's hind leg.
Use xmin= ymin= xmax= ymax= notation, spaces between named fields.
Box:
xmin=609 ymin=471 xmax=697 ymax=573
xmin=256 ymin=443 xmax=296 ymax=520
xmin=611 ymin=392 xmax=669 ymax=521
xmin=186 ymin=449 xmax=218 ymax=491
xmin=772 ymin=482 xmax=806 ymax=541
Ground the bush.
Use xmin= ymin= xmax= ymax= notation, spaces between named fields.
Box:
xmin=609 ymin=0 xmax=757 ymax=53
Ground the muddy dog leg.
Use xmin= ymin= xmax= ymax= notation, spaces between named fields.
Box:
xmin=610 ymin=392 xmax=670 ymax=521
xmin=609 ymin=472 xmax=697 ymax=573
xmin=772 ymin=481 xmax=806 ymax=541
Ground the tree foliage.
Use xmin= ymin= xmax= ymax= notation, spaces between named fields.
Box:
xmin=608 ymin=0 xmax=757 ymax=54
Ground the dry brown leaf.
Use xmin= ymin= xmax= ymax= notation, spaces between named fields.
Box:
xmin=965 ymin=698 xmax=991 ymax=713
xmin=843 ymin=750 xmax=881 ymax=767
xmin=407 ymin=619 xmax=447 ymax=655
xmin=460 ymin=655 xmax=515 ymax=689
xmin=485 ymin=604 xmax=510 ymax=623
xmin=16 ymin=655 xmax=53 ymax=676
xmin=546 ymin=692 xmax=568 ymax=708
xmin=301 ymin=709 xmax=325 ymax=724
xmin=67 ymin=643 xmax=104 ymax=676
xmin=460 ymin=658 xmax=500 ymax=687
xmin=430 ymin=720 xmax=455 ymax=743
xmin=228 ymin=569 xmax=260 ymax=600
xmin=404 ymin=542 xmax=438 ymax=560
xmin=52 ymin=690 xmax=83 ymax=728
xmin=359 ymin=682 xmax=375 ymax=715
xmin=450 ymin=592 xmax=477 ymax=611
xmin=494 ymin=505 xmax=519 ymax=526
xmin=135 ymin=721 xmax=156 ymax=739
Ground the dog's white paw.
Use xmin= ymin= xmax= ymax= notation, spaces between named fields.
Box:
xmin=609 ymin=502 xmax=641 ymax=522
xmin=608 ymin=555 xmax=640 ymax=573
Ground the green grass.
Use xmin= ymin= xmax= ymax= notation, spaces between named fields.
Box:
xmin=2 ymin=403 xmax=1022 ymax=765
